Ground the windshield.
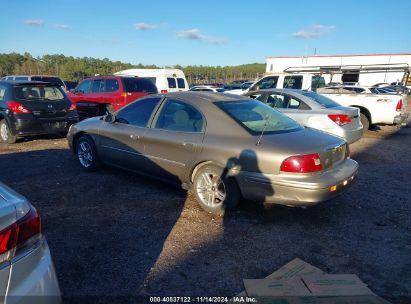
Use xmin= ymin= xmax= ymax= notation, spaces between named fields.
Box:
xmin=301 ymin=91 xmax=340 ymax=108
xmin=13 ymin=85 xmax=65 ymax=101
xmin=216 ymin=99 xmax=302 ymax=134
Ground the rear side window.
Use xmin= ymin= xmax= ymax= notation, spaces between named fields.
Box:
xmin=13 ymin=85 xmax=65 ymax=101
xmin=116 ymin=97 xmax=161 ymax=127
xmin=122 ymin=78 xmax=158 ymax=93
xmin=283 ymin=76 xmax=303 ymax=89
xmin=311 ymin=76 xmax=325 ymax=91
xmin=155 ymin=99 xmax=204 ymax=132
xmin=177 ymin=78 xmax=186 ymax=89
xmin=15 ymin=77 xmax=29 ymax=81
xmin=143 ymin=77 xmax=157 ymax=85
xmin=105 ymin=79 xmax=119 ymax=92
xmin=167 ymin=78 xmax=177 ymax=89
xmin=0 ymin=85 xmax=6 ymax=101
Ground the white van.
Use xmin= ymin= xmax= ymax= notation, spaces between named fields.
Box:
xmin=114 ymin=69 xmax=189 ymax=93
xmin=225 ymin=73 xmax=326 ymax=95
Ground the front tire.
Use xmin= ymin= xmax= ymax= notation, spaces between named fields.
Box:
xmin=0 ymin=120 xmax=17 ymax=144
xmin=192 ymin=165 xmax=240 ymax=215
xmin=76 ymin=135 xmax=101 ymax=171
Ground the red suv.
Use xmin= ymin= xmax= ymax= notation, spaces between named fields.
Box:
xmin=67 ymin=76 xmax=158 ymax=117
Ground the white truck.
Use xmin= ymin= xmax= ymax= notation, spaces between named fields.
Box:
xmin=317 ymin=86 xmax=408 ymax=129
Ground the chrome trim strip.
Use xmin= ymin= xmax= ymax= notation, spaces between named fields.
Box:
xmin=145 ymin=154 xmax=185 ymax=167
xmin=101 ymin=145 xmax=142 ymax=156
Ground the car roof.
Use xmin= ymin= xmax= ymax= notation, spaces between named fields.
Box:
xmin=0 ymin=80 xmax=61 ymax=86
xmin=154 ymin=91 xmax=249 ymax=103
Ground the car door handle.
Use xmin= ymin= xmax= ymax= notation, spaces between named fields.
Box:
xmin=130 ymin=134 xmax=140 ymax=140
xmin=183 ymin=142 xmax=196 ymax=150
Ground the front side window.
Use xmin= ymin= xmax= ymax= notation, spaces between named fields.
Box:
xmin=76 ymin=79 xmax=92 ymax=93
xmin=216 ymin=99 xmax=301 ymax=135
xmin=13 ymin=85 xmax=65 ymax=101
xmin=116 ymin=97 xmax=161 ymax=127
xmin=92 ymin=79 xmax=105 ymax=93
xmin=177 ymin=78 xmax=186 ymax=89
xmin=283 ymin=76 xmax=303 ymax=89
xmin=155 ymin=99 xmax=204 ymax=132
xmin=167 ymin=78 xmax=177 ymax=89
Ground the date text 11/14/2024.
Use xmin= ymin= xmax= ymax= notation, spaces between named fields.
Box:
xmin=149 ymin=296 xmax=257 ymax=303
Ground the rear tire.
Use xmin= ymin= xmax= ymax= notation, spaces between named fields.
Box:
xmin=0 ymin=120 xmax=17 ymax=144
xmin=192 ymin=164 xmax=240 ymax=215
xmin=76 ymin=135 xmax=101 ymax=171
xmin=360 ymin=113 xmax=370 ymax=131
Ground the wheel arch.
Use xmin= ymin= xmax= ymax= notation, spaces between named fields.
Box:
xmin=350 ymin=105 xmax=372 ymax=124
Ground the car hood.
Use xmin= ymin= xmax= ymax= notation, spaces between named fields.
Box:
xmin=0 ymin=182 xmax=31 ymax=230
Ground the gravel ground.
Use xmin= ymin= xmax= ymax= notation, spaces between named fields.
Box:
xmin=0 ymin=108 xmax=410 ymax=303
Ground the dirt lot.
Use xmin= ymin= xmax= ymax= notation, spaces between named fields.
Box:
xmin=0 ymin=114 xmax=410 ymax=303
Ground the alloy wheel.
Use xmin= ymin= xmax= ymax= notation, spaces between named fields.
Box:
xmin=78 ymin=141 xmax=93 ymax=168
xmin=0 ymin=123 xmax=9 ymax=141
xmin=196 ymin=172 xmax=226 ymax=207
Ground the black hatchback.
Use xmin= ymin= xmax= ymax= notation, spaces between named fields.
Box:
xmin=0 ymin=81 xmax=79 ymax=143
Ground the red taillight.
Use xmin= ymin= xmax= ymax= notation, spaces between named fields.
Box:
xmin=0 ymin=208 xmax=41 ymax=257
xmin=6 ymin=101 xmax=31 ymax=114
xmin=280 ymin=153 xmax=323 ymax=173
xmin=328 ymin=114 xmax=351 ymax=126
xmin=69 ymin=103 xmax=76 ymax=111
xmin=161 ymin=89 xmax=168 ymax=93
xmin=396 ymin=99 xmax=403 ymax=112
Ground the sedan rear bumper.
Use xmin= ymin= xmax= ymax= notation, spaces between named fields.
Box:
xmin=6 ymin=237 xmax=61 ymax=303
xmin=236 ymin=159 xmax=359 ymax=206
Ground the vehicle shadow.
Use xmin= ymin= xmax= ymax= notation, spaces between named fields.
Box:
xmin=0 ymin=146 xmax=188 ymax=303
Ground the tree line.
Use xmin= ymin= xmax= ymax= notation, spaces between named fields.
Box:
xmin=0 ymin=52 xmax=265 ymax=84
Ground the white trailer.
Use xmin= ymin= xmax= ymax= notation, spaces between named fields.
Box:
xmin=266 ymin=54 xmax=411 ymax=86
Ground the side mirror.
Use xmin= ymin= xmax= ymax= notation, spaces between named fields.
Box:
xmin=70 ymin=88 xmax=77 ymax=93
xmin=104 ymin=113 xmax=116 ymax=123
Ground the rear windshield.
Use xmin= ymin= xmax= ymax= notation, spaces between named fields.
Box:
xmin=31 ymin=76 xmax=64 ymax=87
xmin=301 ymin=91 xmax=340 ymax=108
xmin=122 ymin=78 xmax=158 ymax=93
xmin=13 ymin=85 xmax=65 ymax=101
xmin=216 ymin=99 xmax=302 ymax=135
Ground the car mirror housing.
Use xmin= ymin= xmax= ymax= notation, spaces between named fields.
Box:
xmin=104 ymin=114 xmax=116 ymax=123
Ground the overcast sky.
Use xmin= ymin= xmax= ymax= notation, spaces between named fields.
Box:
xmin=1 ymin=0 xmax=410 ymax=66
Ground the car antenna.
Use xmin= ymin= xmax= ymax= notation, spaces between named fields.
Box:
xmin=256 ymin=110 xmax=274 ymax=146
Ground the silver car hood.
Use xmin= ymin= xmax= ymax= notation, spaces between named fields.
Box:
xmin=0 ymin=182 xmax=31 ymax=230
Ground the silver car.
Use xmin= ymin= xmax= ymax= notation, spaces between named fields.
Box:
xmin=0 ymin=182 xmax=61 ymax=304
xmin=67 ymin=92 xmax=358 ymax=215
xmin=244 ymin=89 xmax=364 ymax=144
